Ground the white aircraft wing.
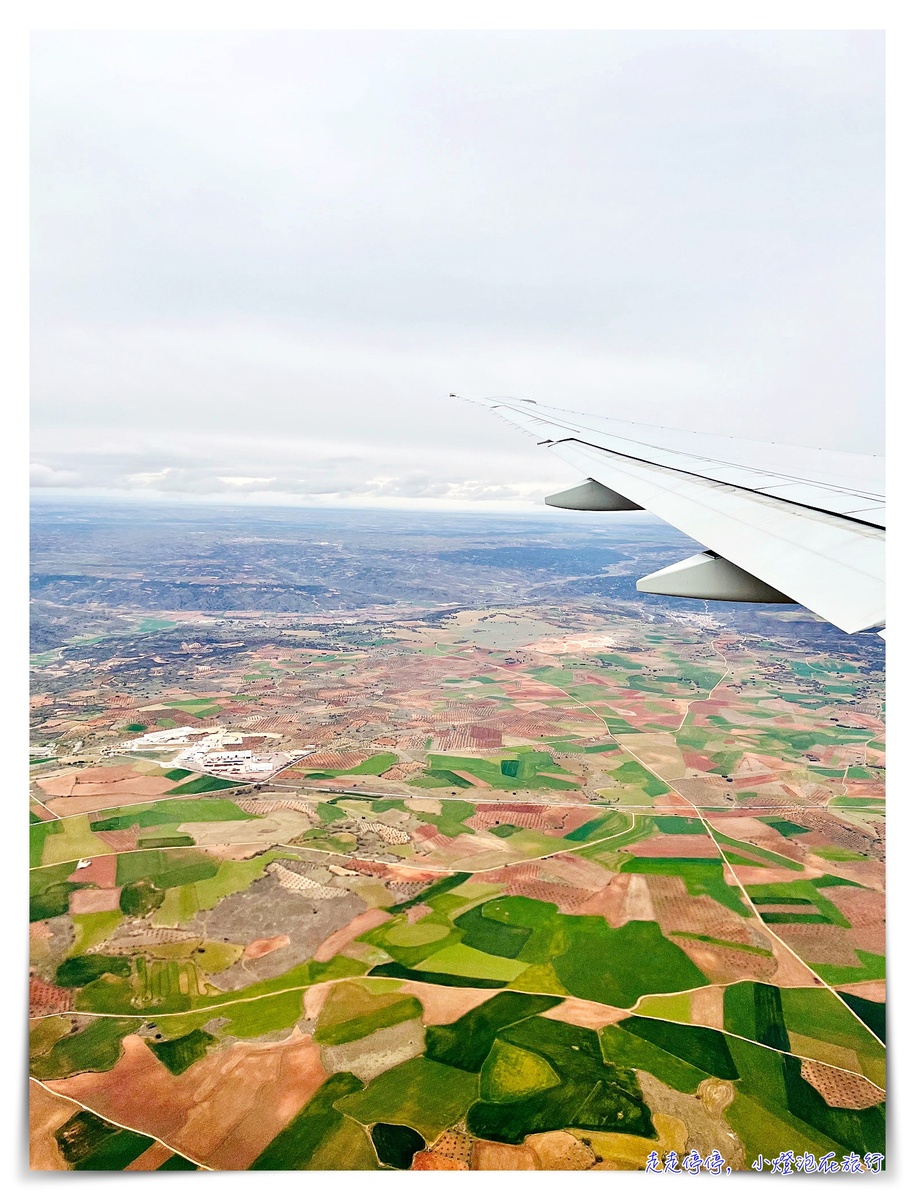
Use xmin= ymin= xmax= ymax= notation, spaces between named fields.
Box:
xmin=458 ymin=395 xmax=884 ymax=635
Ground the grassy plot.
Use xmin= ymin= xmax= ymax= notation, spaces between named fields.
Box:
xmin=416 ymin=748 xmax=578 ymax=792
xmin=336 ymin=1055 xmax=479 ymax=1142
xmin=165 ymin=775 xmax=241 ymax=795
xmin=70 ymin=910 xmax=124 ymax=954
xmin=91 ymin=795 xmax=257 ymax=830
xmin=157 ymin=1154 xmax=199 ymax=1170
xmin=554 ymin=919 xmax=709 ymax=1007
xmin=619 ymin=1015 xmax=738 ymax=1077
xmin=38 ymin=815 xmax=110 ymax=866
xmin=469 ymin=1016 xmax=653 ymax=1144
xmin=778 ymin=987 xmax=885 ymax=1054
xmin=758 ymin=817 xmax=811 ymax=838
xmin=152 ymin=851 xmax=289 ymax=925
xmin=454 ymin=902 xmax=531 ymax=958
xmin=836 ymin=992 xmax=886 ymax=1044
xmin=251 ymin=1073 xmax=376 ymax=1170
xmin=621 ymin=856 xmax=750 ymax=916
xmin=604 ymin=759 xmax=670 ymax=797
xmin=725 ymin=1034 xmax=884 ymax=1161
xmin=744 ymin=880 xmax=853 ymax=927
xmin=424 ymin=992 xmax=559 ymax=1074
xmin=812 ymin=952 xmax=886 ymax=986
xmin=723 ymin=982 xmax=791 ymax=1051
xmin=370 ymin=1123 xmax=425 ymax=1170
xmin=600 ymin=1013 xmax=884 ymax=1161
xmin=573 ymin=815 xmax=656 ymax=859
xmin=29 ymin=820 xmax=55 ymax=868
xmin=55 ymin=1111 xmax=154 ymax=1171
xmin=314 ymin=981 xmax=422 ymax=1046
xmin=300 ymin=753 xmax=398 ymax=780
xmin=30 ymin=860 xmax=90 ymax=921
xmin=115 ymin=848 xmax=219 ymax=890
xmin=31 ymin=1017 xmax=141 ymax=1080
xmin=563 ymin=811 xmax=631 ymax=843
xmin=415 ymin=943 xmax=530 ymax=982
xmin=480 ymin=1039 xmax=561 ymax=1101
xmin=411 ymin=797 xmax=476 ymax=837
xmin=385 ymin=871 xmax=471 ymax=916
xmin=55 ymin=954 xmax=132 ymax=989
xmin=148 ymin=1029 xmax=216 ymax=1074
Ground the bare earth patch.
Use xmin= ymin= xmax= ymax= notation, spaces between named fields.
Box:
xmin=526 ymin=1130 xmax=596 ymax=1169
xmin=320 ymin=1017 xmax=425 ymax=1082
xmin=472 ymin=1140 xmax=538 ymax=1169
xmin=636 ymin=1071 xmax=744 ymax=1170
xmin=543 ymin=997 xmax=630 ymax=1029
xmin=69 ymin=887 xmax=122 ymax=915
xmin=243 ymin=934 xmax=290 ymax=960
xmin=46 ymin=1030 xmax=327 ymax=1169
xmin=397 ymin=980 xmax=500 ymax=1025
xmin=29 ymin=1080 xmax=80 ymax=1171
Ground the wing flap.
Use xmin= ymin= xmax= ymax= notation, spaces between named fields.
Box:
xmin=550 ymin=439 xmax=884 ymax=634
xmin=464 ymin=395 xmax=885 ymax=634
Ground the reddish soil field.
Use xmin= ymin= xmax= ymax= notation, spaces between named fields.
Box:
xmin=39 ymin=768 xmax=174 ymax=799
xmin=67 ymin=857 xmax=117 ymax=887
xmin=800 ymin=1060 xmax=885 ymax=1109
xmin=243 ymin=934 xmax=291 ymax=960
xmin=412 ymin=1152 xmax=467 ymax=1170
xmin=633 ymin=835 xmax=720 ymax=857
xmin=313 ymin=909 xmax=390 ymax=962
xmin=572 ymin=875 xmax=631 ymax=926
xmin=773 ymin=925 xmax=861 ymax=967
xmin=682 ymin=752 xmax=718 ymax=772
xmin=96 ymin=828 xmax=140 ymax=853
xmin=29 ymin=977 xmax=74 ymax=1018
xmin=29 ymin=1081 xmax=81 ymax=1170
xmin=47 ymin=1030 xmax=327 ymax=1170
xmin=472 ymin=1141 xmax=538 ymax=1169
xmin=397 ymin=981 xmax=500 ymax=1025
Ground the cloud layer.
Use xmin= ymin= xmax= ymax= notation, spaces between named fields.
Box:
xmin=31 ymin=31 xmax=884 ymax=507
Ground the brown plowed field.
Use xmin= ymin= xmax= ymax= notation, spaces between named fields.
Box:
xmin=573 ymin=875 xmax=632 ymax=927
xmin=29 ymin=1080 xmax=81 ymax=1170
xmin=837 ymin=980 xmax=885 ymax=1003
xmin=412 ymin=1151 xmax=467 ymax=1169
xmin=819 ymin=886 xmax=884 ymax=927
xmin=313 ymin=908 xmax=390 ymax=962
xmin=47 ymin=1030 xmax=327 ymax=1169
xmin=672 ymin=937 xmax=777 ymax=983
xmin=68 ymin=856 xmax=117 ymax=887
xmin=69 ymin=887 xmax=122 ymax=915
xmin=800 ymin=1060 xmax=885 ymax=1110
xmin=543 ymin=997 xmax=629 ymax=1028
xmin=472 ymin=1140 xmax=538 ymax=1169
xmin=772 ymin=925 xmax=861 ymax=967
xmin=39 ymin=768 xmax=175 ymax=798
xmin=429 ymin=1129 xmax=474 ymax=1165
xmin=395 ymin=981 xmax=499 ymax=1025
xmin=29 ymin=977 xmax=74 ymax=1018
xmin=634 ymin=835 xmax=720 ymax=857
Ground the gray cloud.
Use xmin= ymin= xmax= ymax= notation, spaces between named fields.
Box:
xmin=31 ymin=31 xmax=883 ymax=506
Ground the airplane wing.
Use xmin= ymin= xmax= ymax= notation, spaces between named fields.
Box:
xmin=457 ymin=395 xmax=885 ymax=635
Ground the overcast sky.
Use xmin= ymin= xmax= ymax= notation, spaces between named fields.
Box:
xmin=30 ymin=30 xmax=884 ymax=510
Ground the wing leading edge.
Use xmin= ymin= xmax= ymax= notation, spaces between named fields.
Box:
xmin=458 ymin=395 xmax=884 ymax=635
